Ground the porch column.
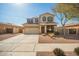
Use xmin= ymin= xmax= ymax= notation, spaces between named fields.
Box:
xmin=46 ymin=17 xmax=48 ymax=23
xmin=44 ymin=25 xmax=47 ymax=33
xmin=76 ymin=28 xmax=78 ymax=35
xmin=54 ymin=26 xmax=56 ymax=32
xmin=40 ymin=26 xmax=41 ymax=33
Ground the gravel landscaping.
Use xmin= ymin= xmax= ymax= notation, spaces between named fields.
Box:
xmin=39 ymin=35 xmax=79 ymax=43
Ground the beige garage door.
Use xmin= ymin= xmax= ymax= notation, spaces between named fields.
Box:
xmin=24 ymin=27 xmax=39 ymax=34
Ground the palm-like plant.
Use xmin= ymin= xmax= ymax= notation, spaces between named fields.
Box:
xmin=74 ymin=47 xmax=79 ymax=55
xmin=53 ymin=48 xmax=65 ymax=56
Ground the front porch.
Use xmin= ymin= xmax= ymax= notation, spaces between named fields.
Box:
xmin=40 ymin=25 xmax=55 ymax=34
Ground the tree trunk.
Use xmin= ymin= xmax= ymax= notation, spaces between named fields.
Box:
xmin=61 ymin=25 xmax=65 ymax=38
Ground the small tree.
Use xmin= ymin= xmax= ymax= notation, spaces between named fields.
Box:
xmin=52 ymin=3 xmax=79 ymax=36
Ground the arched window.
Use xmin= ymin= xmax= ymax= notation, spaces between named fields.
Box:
xmin=42 ymin=16 xmax=46 ymax=22
xmin=47 ymin=16 xmax=53 ymax=22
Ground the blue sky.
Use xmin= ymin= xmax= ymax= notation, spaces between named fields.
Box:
xmin=0 ymin=3 xmax=57 ymax=26
xmin=0 ymin=3 xmax=79 ymax=26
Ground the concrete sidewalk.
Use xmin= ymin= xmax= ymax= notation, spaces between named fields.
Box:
xmin=35 ymin=43 xmax=79 ymax=51
xmin=0 ymin=34 xmax=79 ymax=56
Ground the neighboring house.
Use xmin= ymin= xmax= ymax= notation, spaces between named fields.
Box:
xmin=57 ymin=24 xmax=79 ymax=39
xmin=0 ymin=23 xmax=23 ymax=34
xmin=64 ymin=24 xmax=79 ymax=35
xmin=23 ymin=13 xmax=57 ymax=34
xmin=57 ymin=24 xmax=79 ymax=35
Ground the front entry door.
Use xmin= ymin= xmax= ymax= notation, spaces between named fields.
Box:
xmin=41 ymin=26 xmax=45 ymax=33
xmin=47 ymin=25 xmax=54 ymax=33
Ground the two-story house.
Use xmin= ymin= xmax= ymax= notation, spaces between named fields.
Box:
xmin=23 ymin=13 xmax=57 ymax=34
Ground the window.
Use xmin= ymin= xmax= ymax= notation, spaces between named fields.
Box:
xmin=47 ymin=16 xmax=53 ymax=22
xmin=69 ymin=29 xmax=76 ymax=34
xmin=27 ymin=19 xmax=30 ymax=23
xmin=27 ymin=18 xmax=33 ymax=23
xmin=35 ymin=18 xmax=38 ymax=23
xmin=30 ymin=19 xmax=33 ymax=23
xmin=42 ymin=16 xmax=46 ymax=22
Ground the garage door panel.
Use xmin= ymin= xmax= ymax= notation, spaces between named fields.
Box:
xmin=24 ymin=27 xmax=39 ymax=34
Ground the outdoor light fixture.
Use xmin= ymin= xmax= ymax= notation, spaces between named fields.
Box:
xmin=49 ymin=28 xmax=52 ymax=31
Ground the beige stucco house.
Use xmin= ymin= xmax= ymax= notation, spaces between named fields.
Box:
xmin=64 ymin=24 xmax=79 ymax=35
xmin=23 ymin=13 xmax=57 ymax=34
xmin=57 ymin=24 xmax=79 ymax=35
xmin=57 ymin=24 xmax=79 ymax=39
xmin=0 ymin=23 xmax=23 ymax=34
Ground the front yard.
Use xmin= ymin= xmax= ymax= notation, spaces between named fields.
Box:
xmin=39 ymin=34 xmax=79 ymax=43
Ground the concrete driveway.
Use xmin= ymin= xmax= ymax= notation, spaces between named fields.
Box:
xmin=0 ymin=34 xmax=79 ymax=56
xmin=0 ymin=34 xmax=39 ymax=56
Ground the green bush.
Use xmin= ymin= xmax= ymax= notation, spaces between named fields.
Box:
xmin=54 ymin=31 xmax=59 ymax=35
xmin=53 ymin=48 xmax=65 ymax=56
xmin=74 ymin=47 xmax=79 ymax=55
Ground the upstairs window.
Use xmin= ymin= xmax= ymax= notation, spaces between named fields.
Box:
xmin=30 ymin=19 xmax=33 ymax=23
xmin=35 ymin=18 xmax=38 ymax=23
xmin=27 ymin=19 xmax=30 ymax=23
xmin=47 ymin=16 xmax=53 ymax=22
xmin=42 ymin=16 xmax=46 ymax=22
xmin=27 ymin=19 xmax=33 ymax=23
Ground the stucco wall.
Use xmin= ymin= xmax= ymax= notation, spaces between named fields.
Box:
xmin=0 ymin=24 xmax=22 ymax=34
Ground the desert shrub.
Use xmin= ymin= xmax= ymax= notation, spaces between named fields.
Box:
xmin=54 ymin=31 xmax=59 ymax=35
xmin=74 ymin=47 xmax=79 ymax=55
xmin=53 ymin=48 xmax=65 ymax=56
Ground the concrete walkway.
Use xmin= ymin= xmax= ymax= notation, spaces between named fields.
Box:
xmin=0 ymin=34 xmax=79 ymax=56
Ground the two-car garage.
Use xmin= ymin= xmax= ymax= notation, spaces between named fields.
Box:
xmin=23 ymin=24 xmax=39 ymax=34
